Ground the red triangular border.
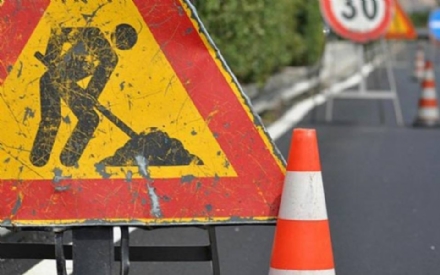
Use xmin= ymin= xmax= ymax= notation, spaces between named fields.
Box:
xmin=0 ymin=0 xmax=50 ymax=84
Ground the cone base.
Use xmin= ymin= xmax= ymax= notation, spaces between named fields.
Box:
xmin=413 ymin=119 xmax=440 ymax=128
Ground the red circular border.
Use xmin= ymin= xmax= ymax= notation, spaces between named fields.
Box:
xmin=320 ymin=0 xmax=394 ymax=43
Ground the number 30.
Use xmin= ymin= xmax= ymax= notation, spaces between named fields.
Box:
xmin=342 ymin=0 xmax=377 ymax=20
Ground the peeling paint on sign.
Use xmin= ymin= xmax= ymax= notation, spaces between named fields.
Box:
xmin=0 ymin=0 xmax=285 ymax=227
xmin=135 ymin=155 xmax=162 ymax=218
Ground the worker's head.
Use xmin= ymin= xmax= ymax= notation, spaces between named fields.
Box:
xmin=112 ymin=24 xmax=138 ymax=50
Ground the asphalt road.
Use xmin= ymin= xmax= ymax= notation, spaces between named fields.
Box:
xmin=3 ymin=41 xmax=440 ymax=275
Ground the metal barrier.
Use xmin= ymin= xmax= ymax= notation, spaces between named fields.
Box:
xmin=246 ymin=39 xmax=384 ymax=117
xmin=0 ymin=226 xmax=221 ymax=275
xmin=248 ymin=30 xmax=428 ymax=120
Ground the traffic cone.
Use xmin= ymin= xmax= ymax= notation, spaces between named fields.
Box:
xmin=413 ymin=61 xmax=440 ymax=127
xmin=413 ymin=44 xmax=425 ymax=81
xmin=268 ymin=129 xmax=335 ymax=275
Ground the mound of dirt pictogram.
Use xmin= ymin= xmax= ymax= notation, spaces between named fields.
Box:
xmin=100 ymin=129 xmax=203 ymax=166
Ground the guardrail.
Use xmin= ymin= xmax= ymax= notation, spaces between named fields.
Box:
xmin=244 ymin=40 xmax=384 ymax=116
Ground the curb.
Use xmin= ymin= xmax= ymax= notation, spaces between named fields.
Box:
xmin=246 ymin=42 xmax=377 ymax=116
xmin=267 ymin=56 xmax=382 ymax=140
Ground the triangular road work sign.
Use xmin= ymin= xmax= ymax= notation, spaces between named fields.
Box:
xmin=385 ymin=0 xmax=417 ymax=40
xmin=0 ymin=0 xmax=285 ymax=227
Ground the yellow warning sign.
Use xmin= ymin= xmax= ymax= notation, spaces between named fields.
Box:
xmin=0 ymin=0 xmax=286 ymax=227
xmin=0 ymin=0 xmax=236 ymax=180
xmin=385 ymin=0 xmax=417 ymax=39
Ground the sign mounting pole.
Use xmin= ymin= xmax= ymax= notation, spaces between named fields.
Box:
xmin=73 ymin=227 xmax=114 ymax=275
xmin=358 ymin=44 xmax=367 ymax=95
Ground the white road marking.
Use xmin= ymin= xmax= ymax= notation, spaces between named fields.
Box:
xmin=267 ymin=63 xmax=375 ymax=140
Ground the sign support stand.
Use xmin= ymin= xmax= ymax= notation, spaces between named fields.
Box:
xmin=325 ymin=39 xmax=404 ymax=126
xmin=73 ymin=227 xmax=114 ymax=275
xmin=0 ymin=226 xmax=222 ymax=274
xmin=55 ymin=230 xmax=68 ymax=275
xmin=208 ymin=226 xmax=221 ymax=275
xmin=382 ymin=39 xmax=404 ymax=126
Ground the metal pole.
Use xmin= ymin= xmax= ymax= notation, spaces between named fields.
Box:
xmin=73 ymin=227 xmax=114 ymax=275
xmin=324 ymin=22 xmax=334 ymax=122
xmin=324 ymin=43 xmax=336 ymax=122
xmin=325 ymin=83 xmax=334 ymax=122
xmin=381 ymin=39 xmax=404 ymax=126
xmin=358 ymin=43 xmax=367 ymax=94
xmin=208 ymin=226 xmax=221 ymax=275
xmin=120 ymin=227 xmax=130 ymax=275
xmin=55 ymin=231 xmax=67 ymax=275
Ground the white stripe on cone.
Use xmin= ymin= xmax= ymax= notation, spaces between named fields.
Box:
xmin=278 ymin=171 xmax=328 ymax=221
xmin=425 ymin=70 xmax=435 ymax=80
xmin=420 ymin=88 xmax=437 ymax=99
xmin=418 ymin=107 xmax=439 ymax=118
xmin=414 ymin=51 xmax=424 ymax=79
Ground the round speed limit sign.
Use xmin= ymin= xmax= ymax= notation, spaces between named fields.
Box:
xmin=320 ymin=0 xmax=394 ymax=43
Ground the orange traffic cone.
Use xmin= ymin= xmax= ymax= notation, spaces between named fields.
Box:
xmin=413 ymin=61 xmax=440 ymax=127
xmin=413 ymin=44 xmax=425 ymax=81
xmin=268 ymin=129 xmax=335 ymax=275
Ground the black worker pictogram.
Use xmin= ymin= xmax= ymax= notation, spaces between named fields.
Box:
xmin=30 ymin=24 xmax=138 ymax=167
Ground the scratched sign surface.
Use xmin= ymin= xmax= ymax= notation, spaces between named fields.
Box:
xmin=0 ymin=0 xmax=285 ymax=227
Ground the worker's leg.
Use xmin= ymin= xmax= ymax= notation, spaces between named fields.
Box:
xmin=60 ymin=90 xmax=99 ymax=167
xmin=30 ymin=73 xmax=62 ymax=167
